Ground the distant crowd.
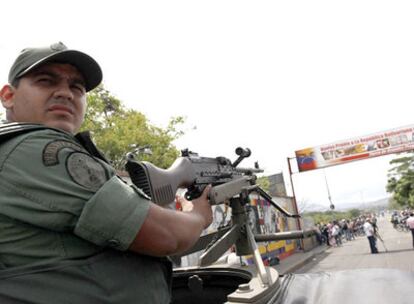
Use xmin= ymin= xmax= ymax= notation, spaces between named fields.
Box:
xmin=313 ymin=214 xmax=382 ymax=247
xmin=312 ymin=209 xmax=414 ymax=250
xmin=390 ymin=209 xmax=413 ymax=231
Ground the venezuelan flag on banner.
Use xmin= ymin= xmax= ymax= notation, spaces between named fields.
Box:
xmin=295 ymin=124 xmax=414 ymax=172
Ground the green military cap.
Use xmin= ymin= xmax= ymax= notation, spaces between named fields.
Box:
xmin=8 ymin=42 xmax=102 ymax=92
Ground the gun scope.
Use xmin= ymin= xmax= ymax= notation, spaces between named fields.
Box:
xmin=235 ymin=147 xmax=251 ymax=157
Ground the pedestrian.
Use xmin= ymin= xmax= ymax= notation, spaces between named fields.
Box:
xmin=406 ymin=212 xmax=414 ymax=249
xmin=391 ymin=212 xmax=399 ymax=229
xmin=363 ymin=218 xmax=378 ymax=254
xmin=0 ymin=42 xmax=213 ymax=303
xmin=321 ymin=223 xmax=330 ymax=246
xmin=314 ymin=223 xmax=324 ymax=245
xmin=342 ymin=219 xmax=350 ymax=241
xmin=371 ymin=215 xmax=378 ymax=234
xmin=332 ymin=221 xmax=342 ymax=246
xmin=348 ymin=220 xmax=356 ymax=240
xmin=327 ymin=223 xmax=336 ymax=247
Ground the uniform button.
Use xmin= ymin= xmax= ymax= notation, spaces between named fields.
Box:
xmin=107 ymin=239 xmax=120 ymax=247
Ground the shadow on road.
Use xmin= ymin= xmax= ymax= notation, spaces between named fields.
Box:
xmin=379 ymin=248 xmax=413 ymax=254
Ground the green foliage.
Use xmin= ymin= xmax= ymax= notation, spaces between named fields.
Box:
xmin=386 ymin=152 xmax=414 ymax=208
xmin=348 ymin=208 xmax=361 ymax=218
xmin=388 ymin=197 xmax=404 ymax=210
xmin=81 ymin=86 xmax=183 ymax=170
xmin=304 ymin=209 xmax=362 ymax=224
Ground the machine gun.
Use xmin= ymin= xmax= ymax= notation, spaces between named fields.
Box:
xmin=125 ymin=147 xmax=298 ymax=214
xmin=125 ymin=147 xmax=303 ymax=288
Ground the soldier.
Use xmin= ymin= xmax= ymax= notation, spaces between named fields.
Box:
xmin=0 ymin=42 xmax=212 ymax=303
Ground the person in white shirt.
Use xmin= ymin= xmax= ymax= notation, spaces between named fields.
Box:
xmin=406 ymin=213 xmax=414 ymax=249
xmin=363 ymin=218 xmax=378 ymax=254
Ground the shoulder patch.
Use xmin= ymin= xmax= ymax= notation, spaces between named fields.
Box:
xmin=66 ymin=152 xmax=108 ymax=191
xmin=43 ymin=140 xmax=86 ymax=166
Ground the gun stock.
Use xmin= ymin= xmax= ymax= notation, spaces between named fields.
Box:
xmin=125 ymin=157 xmax=196 ymax=206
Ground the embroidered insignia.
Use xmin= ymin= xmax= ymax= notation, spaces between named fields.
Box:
xmin=43 ymin=140 xmax=86 ymax=166
xmin=66 ymin=152 xmax=107 ymax=191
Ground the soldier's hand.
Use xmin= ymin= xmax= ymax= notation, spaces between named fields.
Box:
xmin=176 ymin=185 xmax=213 ymax=229
xmin=176 ymin=195 xmax=194 ymax=212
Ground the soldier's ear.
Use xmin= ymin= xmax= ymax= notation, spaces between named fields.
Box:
xmin=0 ymin=84 xmax=15 ymax=109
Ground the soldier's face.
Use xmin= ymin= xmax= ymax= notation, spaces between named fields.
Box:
xmin=0 ymin=63 xmax=87 ymax=134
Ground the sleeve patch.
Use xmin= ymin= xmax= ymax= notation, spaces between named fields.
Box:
xmin=66 ymin=152 xmax=108 ymax=191
xmin=43 ymin=140 xmax=86 ymax=166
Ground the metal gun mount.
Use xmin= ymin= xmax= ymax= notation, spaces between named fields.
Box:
xmin=180 ymin=147 xmax=306 ymax=289
xmin=195 ymin=148 xmax=301 ymax=287
xmin=177 ymin=182 xmax=304 ymax=289
xmin=173 ymin=193 xmax=313 ymax=303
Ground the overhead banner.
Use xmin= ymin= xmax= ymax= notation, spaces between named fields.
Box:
xmin=295 ymin=125 xmax=414 ymax=172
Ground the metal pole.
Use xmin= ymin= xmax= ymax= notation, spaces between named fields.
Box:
xmin=323 ymin=169 xmax=335 ymax=211
xmin=287 ymin=157 xmax=304 ymax=250
xmin=287 ymin=157 xmax=302 ymax=229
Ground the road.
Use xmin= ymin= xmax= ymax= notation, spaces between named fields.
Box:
xmin=295 ymin=216 xmax=414 ymax=273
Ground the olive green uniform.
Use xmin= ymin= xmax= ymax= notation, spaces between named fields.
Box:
xmin=0 ymin=127 xmax=171 ymax=303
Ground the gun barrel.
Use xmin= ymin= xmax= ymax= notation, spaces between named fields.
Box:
xmin=235 ymin=167 xmax=264 ymax=174
xmin=254 ymin=230 xmax=315 ymax=242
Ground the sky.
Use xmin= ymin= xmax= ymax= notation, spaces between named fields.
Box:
xmin=1 ymin=1 xmax=413 ymax=210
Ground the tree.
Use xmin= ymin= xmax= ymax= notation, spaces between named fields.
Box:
xmin=386 ymin=152 xmax=414 ymax=208
xmin=388 ymin=197 xmax=403 ymax=210
xmin=304 ymin=210 xmax=360 ymax=225
xmin=82 ymin=86 xmax=184 ymax=170
xmin=348 ymin=208 xmax=361 ymax=218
